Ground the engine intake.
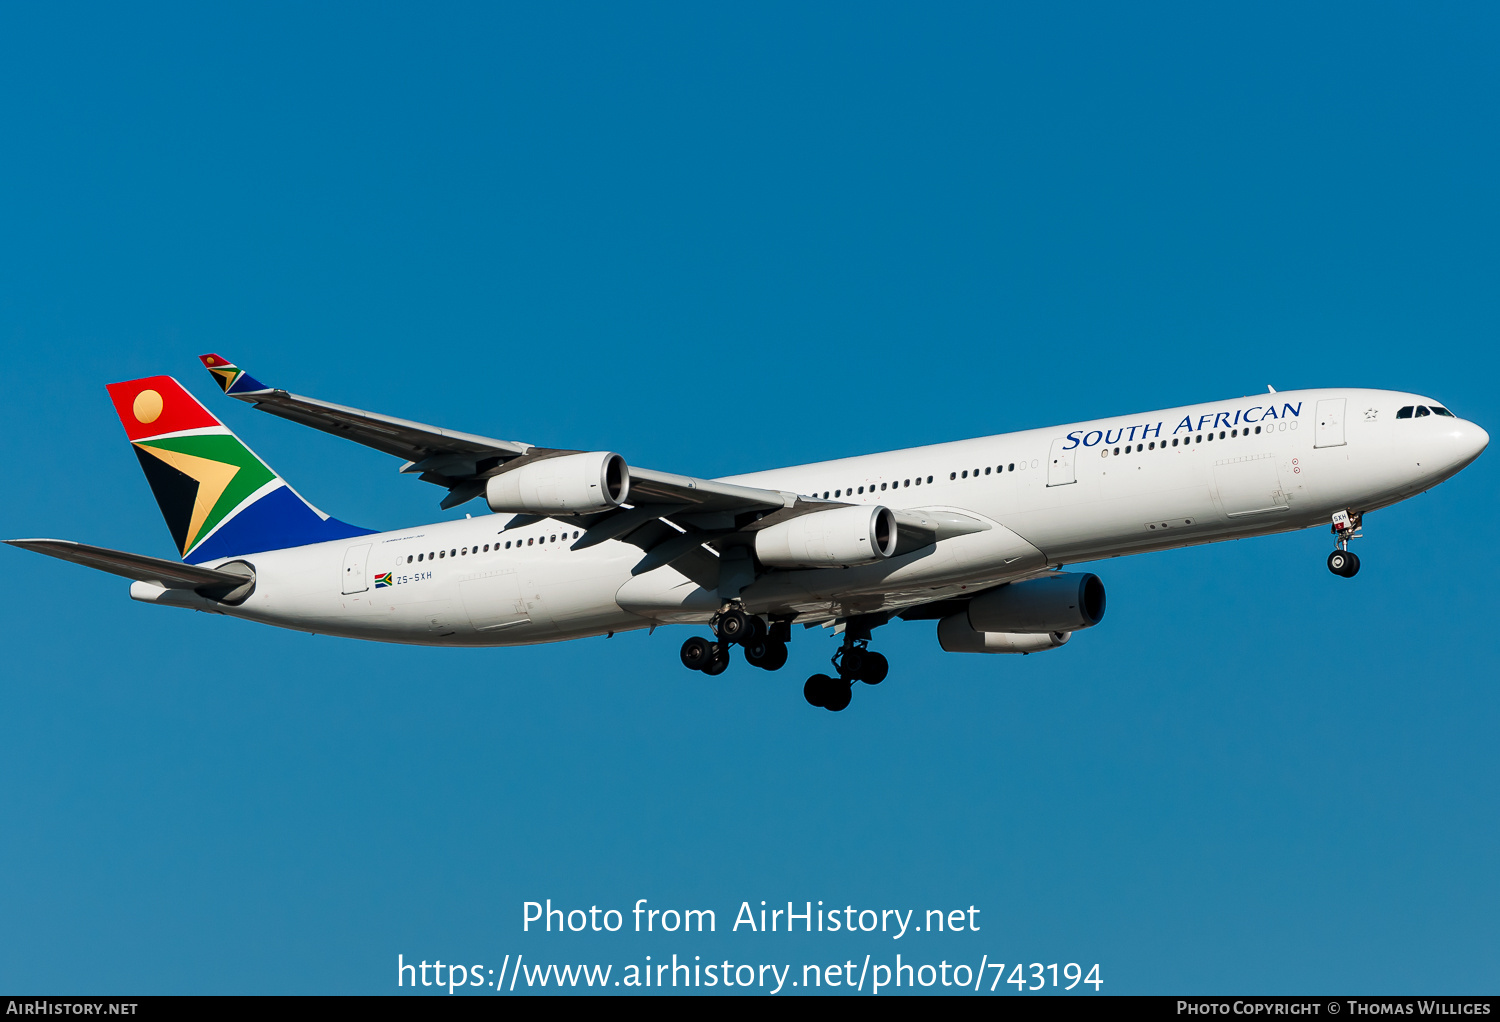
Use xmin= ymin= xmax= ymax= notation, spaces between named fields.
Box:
xmin=755 ymin=505 xmax=898 ymax=568
xmin=965 ymin=573 xmax=1106 ymax=633
xmin=485 ymin=452 xmax=630 ymax=515
xmin=937 ymin=615 xmax=1071 ymax=654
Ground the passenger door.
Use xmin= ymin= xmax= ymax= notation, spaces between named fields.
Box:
xmin=1315 ymin=398 xmax=1347 ymax=448
xmin=341 ymin=543 xmax=372 ymax=594
xmin=1047 ymin=437 xmax=1077 ymax=487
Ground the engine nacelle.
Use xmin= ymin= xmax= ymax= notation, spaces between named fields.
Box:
xmin=754 ymin=505 xmax=898 ymax=568
xmin=937 ymin=614 xmax=1071 ymax=654
xmin=485 ymin=452 xmax=630 ymax=515
xmin=965 ymin=572 xmax=1106 ymax=633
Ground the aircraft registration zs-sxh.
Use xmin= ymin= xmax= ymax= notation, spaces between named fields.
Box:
xmin=9 ymin=356 xmax=1489 ymax=711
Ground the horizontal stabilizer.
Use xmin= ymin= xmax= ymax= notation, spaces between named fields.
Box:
xmin=6 ymin=538 xmax=254 ymax=600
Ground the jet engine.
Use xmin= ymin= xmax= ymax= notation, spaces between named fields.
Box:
xmin=936 ymin=615 xmax=1071 ymax=654
xmin=485 ymin=452 xmax=630 ymax=515
xmin=965 ymin=572 xmax=1106 ymax=633
xmin=754 ymin=505 xmax=898 ymax=568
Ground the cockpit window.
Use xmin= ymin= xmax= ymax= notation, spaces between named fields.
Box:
xmin=1430 ymin=406 xmax=1455 ymax=416
xmin=1396 ymin=406 xmax=1414 ymax=419
xmin=1415 ymin=406 xmax=1431 ymax=417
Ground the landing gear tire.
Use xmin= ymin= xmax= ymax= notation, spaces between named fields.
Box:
xmin=804 ymin=674 xmax=832 ymax=707
xmin=702 ymin=642 xmax=730 ymax=676
xmin=716 ymin=608 xmax=764 ymax=645
xmin=680 ymin=635 xmax=714 ymax=671
xmin=823 ymin=679 xmax=853 ymax=712
xmin=832 ymin=646 xmax=889 ymax=685
xmin=744 ymin=639 xmax=788 ymax=671
xmin=803 ymin=673 xmax=852 ymax=711
xmin=840 ymin=647 xmax=866 ymax=681
xmin=1327 ymin=549 xmax=1361 ymax=577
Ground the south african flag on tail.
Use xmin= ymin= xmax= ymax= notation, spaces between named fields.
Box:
xmin=105 ymin=374 xmax=373 ymax=564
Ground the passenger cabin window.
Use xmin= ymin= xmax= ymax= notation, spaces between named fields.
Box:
xmin=1396 ymin=406 xmax=1414 ymax=418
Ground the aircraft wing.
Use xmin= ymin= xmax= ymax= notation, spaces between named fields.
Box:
xmin=198 ymin=354 xmax=797 ymax=517
xmin=7 ymin=539 xmax=254 ymax=598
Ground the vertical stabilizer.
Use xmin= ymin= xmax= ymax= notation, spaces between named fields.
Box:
xmin=105 ymin=375 xmax=372 ymax=563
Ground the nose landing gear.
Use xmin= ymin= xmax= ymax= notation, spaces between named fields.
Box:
xmin=1328 ymin=509 xmax=1363 ymax=578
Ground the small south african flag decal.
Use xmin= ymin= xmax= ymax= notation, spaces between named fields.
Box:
xmin=374 ymin=572 xmax=393 ymax=588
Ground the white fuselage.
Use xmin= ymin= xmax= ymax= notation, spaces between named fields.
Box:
xmin=143 ymin=388 xmax=1487 ymax=645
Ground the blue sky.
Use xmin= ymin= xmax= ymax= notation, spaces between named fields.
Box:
xmin=0 ymin=3 xmax=1495 ymax=994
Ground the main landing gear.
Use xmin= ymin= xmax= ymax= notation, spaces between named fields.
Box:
xmin=1327 ymin=509 xmax=1363 ymax=578
xmin=803 ymin=624 xmax=889 ymax=713
xmin=679 ymin=608 xmax=790 ymax=677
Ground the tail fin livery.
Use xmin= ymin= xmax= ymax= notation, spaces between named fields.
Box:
xmin=105 ymin=375 xmax=372 ymax=564
xmin=199 ymin=353 xmax=271 ymax=396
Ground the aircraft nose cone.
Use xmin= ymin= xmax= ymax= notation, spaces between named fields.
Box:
xmin=1465 ymin=421 xmax=1490 ymax=460
xmin=1445 ymin=419 xmax=1489 ymax=469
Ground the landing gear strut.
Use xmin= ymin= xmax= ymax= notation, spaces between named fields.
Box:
xmin=804 ymin=616 xmax=890 ymax=712
xmin=1328 ymin=509 xmax=1362 ymax=578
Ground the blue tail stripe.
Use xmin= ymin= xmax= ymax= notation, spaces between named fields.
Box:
xmin=185 ymin=485 xmax=374 ymax=563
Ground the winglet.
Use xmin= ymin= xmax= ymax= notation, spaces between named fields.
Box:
xmin=199 ymin=353 xmax=272 ymax=396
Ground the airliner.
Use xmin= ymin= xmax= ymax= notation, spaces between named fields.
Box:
xmin=8 ymin=356 xmax=1488 ymax=711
